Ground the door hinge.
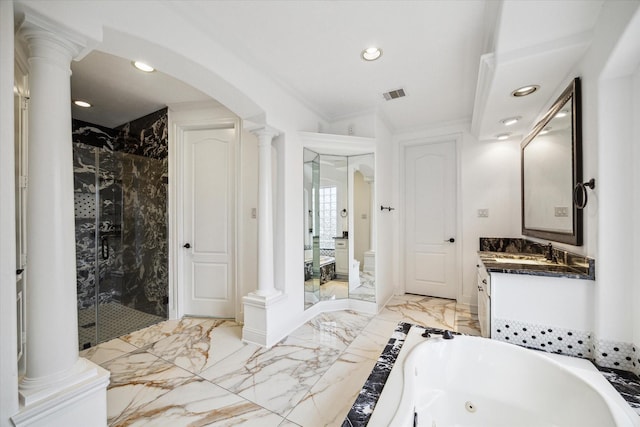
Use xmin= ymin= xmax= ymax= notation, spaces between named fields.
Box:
xmin=19 ymin=175 xmax=27 ymax=188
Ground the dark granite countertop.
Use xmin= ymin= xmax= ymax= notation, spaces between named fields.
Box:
xmin=478 ymin=251 xmax=595 ymax=280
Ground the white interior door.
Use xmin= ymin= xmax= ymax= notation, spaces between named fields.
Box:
xmin=182 ymin=127 xmax=235 ymax=317
xmin=404 ymin=141 xmax=457 ymax=299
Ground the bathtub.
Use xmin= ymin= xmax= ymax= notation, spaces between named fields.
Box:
xmin=380 ymin=327 xmax=638 ymax=427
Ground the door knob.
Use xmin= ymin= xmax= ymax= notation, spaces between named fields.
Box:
xmin=445 ymin=238 xmax=455 ymax=243
xmin=183 ymin=243 xmax=191 ymax=249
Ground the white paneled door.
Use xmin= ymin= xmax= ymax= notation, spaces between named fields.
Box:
xmin=404 ymin=140 xmax=457 ymax=299
xmin=182 ymin=127 xmax=236 ymax=317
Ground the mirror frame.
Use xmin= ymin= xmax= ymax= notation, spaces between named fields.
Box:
xmin=521 ymin=77 xmax=583 ymax=245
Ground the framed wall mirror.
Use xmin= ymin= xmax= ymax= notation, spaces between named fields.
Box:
xmin=521 ymin=77 xmax=583 ymax=245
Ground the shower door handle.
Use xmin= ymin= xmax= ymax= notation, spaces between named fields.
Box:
xmin=101 ymin=236 xmax=109 ymax=260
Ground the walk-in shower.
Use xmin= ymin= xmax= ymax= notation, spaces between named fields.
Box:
xmin=72 ymin=109 xmax=169 ymax=349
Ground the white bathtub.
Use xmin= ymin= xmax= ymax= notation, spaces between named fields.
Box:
xmin=378 ymin=327 xmax=639 ymax=427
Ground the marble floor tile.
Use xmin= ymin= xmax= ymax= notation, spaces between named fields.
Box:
xmin=103 ymin=350 xmax=196 ymax=425
xmin=455 ymin=303 xmax=481 ymax=335
xmin=121 ymin=317 xmax=209 ymax=348
xmin=147 ymin=319 xmax=245 ymax=375
xmin=98 ymin=295 xmax=480 ymax=426
xmin=80 ymin=337 xmax=138 ymax=365
xmin=376 ymin=295 xmax=456 ymax=330
xmin=345 ymin=317 xmax=400 ymax=360
xmin=289 ymin=310 xmax=373 ymax=351
xmin=201 ymin=336 xmax=342 ymax=416
xmin=111 ymin=378 xmax=285 ymax=427
xmin=286 ymin=351 xmax=378 ymax=427
xmin=319 ymin=280 xmax=348 ymax=300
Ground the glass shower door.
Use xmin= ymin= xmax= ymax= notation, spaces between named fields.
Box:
xmin=96 ymin=150 xmax=125 ymax=344
xmin=74 ymin=143 xmax=167 ymax=349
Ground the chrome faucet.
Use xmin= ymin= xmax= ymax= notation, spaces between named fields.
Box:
xmin=422 ymin=329 xmax=454 ymax=339
xmin=546 ymin=243 xmax=554 ymax=261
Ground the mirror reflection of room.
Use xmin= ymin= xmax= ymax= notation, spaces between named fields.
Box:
xmin=318 ymin=154 xmax=349 ymax=302
xmin=303 ymin=150 xmax=375 ymax=309
xmin=523 ymin=96 xmax=574 ymax=233
xmin=349 ymin=154 xmax=375 ymax=302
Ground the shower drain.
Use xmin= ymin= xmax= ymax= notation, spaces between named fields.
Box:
xmin=465 ymin=401 xmax=477 ymax=413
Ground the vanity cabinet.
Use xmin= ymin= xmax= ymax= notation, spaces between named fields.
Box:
xmin=477 ymin=239 xmax=595 ymax=356
xmin=476 ymin=260 xmax=491 ymax=338
xmin=335 ymin=238 xmax=348 ymax=276
xmin=489 ymin=272 xmax=594 ymax=334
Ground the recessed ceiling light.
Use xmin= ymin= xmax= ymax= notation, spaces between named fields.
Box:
xmin=132 ymin=61 xmax=155 ymax=72
xmin=496 ymin=133 xmax=511 ymax=141
xmin=539 ymin=127 xmax=552 ymax=135
xmin=361 ymin=47 xmax=382 ymax=61
xmin=511 ymin=85 xmax=539 ymax=97
xmin=555 ymin=109 xmax=569 ymax=118
xmin=501 ymin=116 xmax=521 ymax=126
xmin=73 ymin=100 xmax=92 ymax=108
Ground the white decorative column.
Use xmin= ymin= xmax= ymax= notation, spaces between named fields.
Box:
xmin=363 ymin=177 xmax=376 ymax=273
xmin=242 ymin=126 xmax=285 ymax=347
xmin=255 ymin=127 xmax=280 ymax=297
xmin=12 ymin=13 xmax=109 ymax=427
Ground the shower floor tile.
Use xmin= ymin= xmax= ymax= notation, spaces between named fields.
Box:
xmin=78 ymin=302 xmax=165 ymax=350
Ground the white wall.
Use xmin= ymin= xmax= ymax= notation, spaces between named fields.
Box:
xmin=0 ymin=2 xmax=19 ymax=426
xmin=239 ymin=129 xmax=259 ymax=322
xmin=373 ymin=115 xmax=396 ymax=309
xmin=460 ymin=134 xmax=521 ymax=306
xmin=393 ymin=123 xmax=521 ymax=308
xmin=571 ymin=1 xmax=640 ymax=344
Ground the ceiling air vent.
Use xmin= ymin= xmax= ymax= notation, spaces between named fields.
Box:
xmin=383 ymin=88 xmax=406 ymax=101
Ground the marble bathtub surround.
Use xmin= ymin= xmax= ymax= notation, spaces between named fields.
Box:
xmin=80 ymin=294 xmax=479 ymax=426
xmin=479 ymin=237 xmax=595 ymax=279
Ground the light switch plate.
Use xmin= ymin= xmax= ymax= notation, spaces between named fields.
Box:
xmin=554 ymin=206 xmax=569 ymax=217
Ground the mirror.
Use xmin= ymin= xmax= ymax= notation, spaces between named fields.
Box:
xmin=303 ymin=148 xmax=320 ymax=308
xmin=348 ymin=153 xmax=376 ymax=302
xmin=521 ymin=78 xmax=582 ymax=245
xmin=303 ymin=149 xmax=375 ymax=309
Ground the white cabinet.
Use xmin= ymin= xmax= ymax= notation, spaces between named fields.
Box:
xmin=490 ymin=272 xmax=594 ymax=333
xmin=476 ymin=260 xmax=491 ymax=338
xmin=335 ymin=238 xmax=348 ymax=276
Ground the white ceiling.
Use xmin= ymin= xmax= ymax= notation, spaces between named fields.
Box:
xmin=70 ymin=0 xmax=604 ymax=138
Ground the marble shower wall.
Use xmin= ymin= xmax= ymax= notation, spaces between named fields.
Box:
xmin=72 ymin=108 xmax=168 ymax=318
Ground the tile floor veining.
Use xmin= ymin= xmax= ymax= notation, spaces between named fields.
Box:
xmin=80 ymin=295 xmax=480 ymax=426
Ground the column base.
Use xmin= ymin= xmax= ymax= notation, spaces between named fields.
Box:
xmin=242 ymin=291 xmax=287 ymax=347
xmin=12 ymin=358 xmax=110 ymax=427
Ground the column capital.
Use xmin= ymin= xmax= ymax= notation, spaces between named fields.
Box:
xmin=250 ymin=125 xmax=280 ymax=143
xmin=16 ymin=9 xmax=96 ymax=67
